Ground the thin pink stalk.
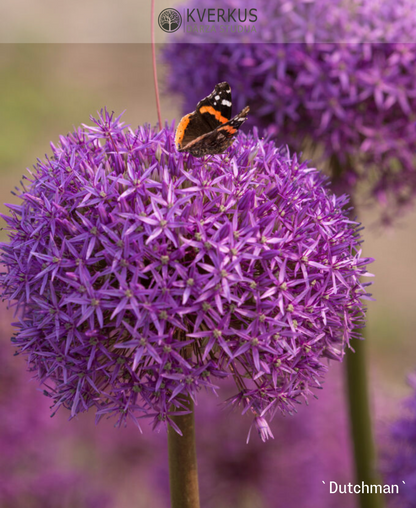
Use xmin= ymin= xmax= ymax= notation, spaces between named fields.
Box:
xmin=151 ymin=0 xmax=163 ymax=130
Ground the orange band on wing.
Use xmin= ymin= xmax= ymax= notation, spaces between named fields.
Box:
xmin=219 ymin=125 xmax=237 ymax=134
xmin=199 ymin=106 xmax=228 ymax=124
xmin=175 ymin=114 xmax=191 ymax=147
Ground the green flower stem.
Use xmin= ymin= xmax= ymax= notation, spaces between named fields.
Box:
xmin=151 ymin=0 xmax=162 ymax=129
xmin=346 ymin=336 xmax=384 ymax=508
xmin=328 ymin=154 xmax=384 ymax=507
xmin=168 ymin=396 xmax=201 ymax=508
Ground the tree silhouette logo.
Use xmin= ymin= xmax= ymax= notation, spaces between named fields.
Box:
xmin=158 ymin=8 xmax=182 ymax=33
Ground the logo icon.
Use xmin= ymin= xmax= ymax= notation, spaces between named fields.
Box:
xmin=158 ymin=8 xmax=182 ymax=33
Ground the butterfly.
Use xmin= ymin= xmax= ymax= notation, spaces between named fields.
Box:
xmin=175 ymin=82 xmax=250 ymax=157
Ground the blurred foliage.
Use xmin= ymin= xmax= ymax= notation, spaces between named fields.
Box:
xmin=0 ymin=45 xmax=99 ymax=171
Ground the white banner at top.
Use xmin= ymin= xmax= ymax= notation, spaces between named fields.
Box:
xmin=1 ymin=0 xmax=415 ymax=43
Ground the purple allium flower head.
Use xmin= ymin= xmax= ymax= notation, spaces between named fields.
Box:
xmin=0 ymin=110 xmax=373 ymax=438
xmin=383 ymin=373 xmax=416 ymax=506
xmin=0 ymin=305 xmax=112 ymax=508
xmin=163 ymin=0 xmax=416 ymax=221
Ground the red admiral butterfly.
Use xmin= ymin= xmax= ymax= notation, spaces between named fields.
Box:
xmin=175 ymin=82 xmax=250 ymax=157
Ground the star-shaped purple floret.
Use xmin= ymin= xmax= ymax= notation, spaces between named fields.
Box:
xmin=0 ymin=110 xmax=373 ymax=439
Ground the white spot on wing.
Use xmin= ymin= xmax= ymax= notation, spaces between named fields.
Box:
xmin=215 ymin=95 xmax=220 ymax=100
xmin=222 ymin=99 xmax=232 ymax=107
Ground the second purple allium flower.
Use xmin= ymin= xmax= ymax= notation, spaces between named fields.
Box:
xmin=0 ymin=111 xmax=373 ymax=439
xmin=383 ymin=372 xmax=416 ymax=507
xmin=163 ymin=0 xmax=416 ymax=221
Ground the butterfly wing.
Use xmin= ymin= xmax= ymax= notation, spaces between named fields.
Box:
xmin=175 ymin=82 xmax=233 ymax=151
xmin=178 ymin=106 xmax=250 ymax=157
xmin=195 ymin=81 xmax=233 ymax=129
